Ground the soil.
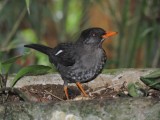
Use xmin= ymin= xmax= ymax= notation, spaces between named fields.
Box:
xmin=0 ymin=83 xmax=160 ymax=103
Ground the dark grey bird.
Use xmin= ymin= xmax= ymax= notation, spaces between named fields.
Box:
xmin=24 ymin=27 xmax=117 ymax=99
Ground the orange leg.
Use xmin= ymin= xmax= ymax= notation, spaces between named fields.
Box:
xmin=76 ymin=82 xmax=88 ymax=97
xmin=64 ymin=86 xmax=69 ymax=100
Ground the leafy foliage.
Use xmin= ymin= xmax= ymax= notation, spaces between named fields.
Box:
xmin=0 ymin=51 xmax=52 ymax=103
xmin=0 ymin=54 xmax=26 ymax=88
xmin=140 ymin=70 xmax=160 ymax=90
xmin=127 ymin=82 xmax=145 ymax=97
xmin=103 ymin=0 xmax=160 ymax=67
xmin=11 ymin=65 xmax=52 ymax=87
xmin=2 ymin=55 xmax=25 ymax=74
xmin=0 ymin=53 xmax=52 ymax=89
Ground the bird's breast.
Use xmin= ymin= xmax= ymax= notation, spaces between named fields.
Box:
xmin=65 ymin=48 xmax=107 ymax=82
xmin=79 ymin=49 xmax=105 ymax=69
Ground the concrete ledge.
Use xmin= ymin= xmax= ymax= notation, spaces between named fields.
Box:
xmin=1 ymin=98 xmax=160 ymax=120
xmin=7 ymin=69 xmax=157 ymax=91
xmin=2 ymin=69 xmax=160 ymax=119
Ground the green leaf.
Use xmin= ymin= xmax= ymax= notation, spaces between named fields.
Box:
xmin=1 ymin=55 xmax=25 ymax=74
xmin=140 ymin=70 xmax=160 ymax=90
xmin=25 ymin=0 xmax=30 ymax=14
xmin=2 ymin=55 xmax=24 ymax=65
xmin=128 ymin=83 xmax=139 ymax=97
xmin=128 ymin=82 xmax=146 ymax=97
xmin=141 ymin=70 xmax=160 ymax=79
xmin=140 ymin=27 xmax=153 ymax=38
xmin=11 ymin=65 xmax=52 ymax=87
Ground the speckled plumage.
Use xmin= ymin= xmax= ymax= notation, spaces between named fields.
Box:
xmin=24 ymin=27 xmax=116 ymax=99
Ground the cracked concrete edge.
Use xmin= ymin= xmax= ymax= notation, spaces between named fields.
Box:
xmin=6 ymin=68 xmax=158 ymax=90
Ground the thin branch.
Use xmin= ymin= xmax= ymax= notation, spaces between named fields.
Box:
xmin=44 ymin=90 xmax=65 ymax=101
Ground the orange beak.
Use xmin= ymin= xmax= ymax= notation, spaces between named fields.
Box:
xmin=102 ymin=31 xmax=118 ymax=38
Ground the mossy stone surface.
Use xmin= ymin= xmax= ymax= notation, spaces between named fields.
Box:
xmin=0 ymin=98 xmax=160 ymax=120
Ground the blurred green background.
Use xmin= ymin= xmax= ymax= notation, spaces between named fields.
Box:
xmin=0 ymin=0 xmax=160 ymax=73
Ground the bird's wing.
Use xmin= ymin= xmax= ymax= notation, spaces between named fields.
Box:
xmin=49 ymin=43 xmax=76 ymax=66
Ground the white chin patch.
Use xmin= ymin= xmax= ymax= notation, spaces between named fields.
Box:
xmin=55 ymin=50 xmax=63 ymax=56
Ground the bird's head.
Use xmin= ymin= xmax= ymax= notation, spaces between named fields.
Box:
xmin=77 ymin=27 xmax=117 ymax=45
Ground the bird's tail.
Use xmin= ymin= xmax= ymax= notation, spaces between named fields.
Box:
xmin=24 ymin=44 xmax=52 ymax=55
